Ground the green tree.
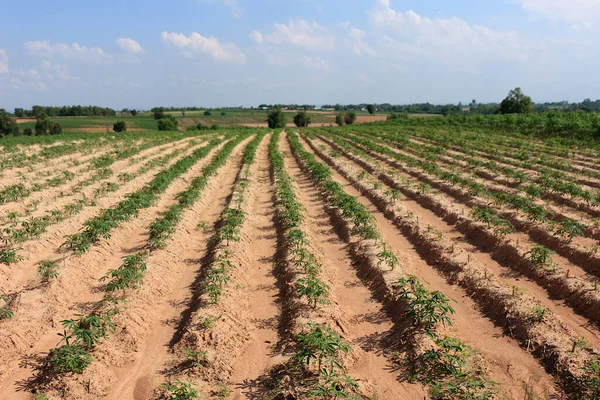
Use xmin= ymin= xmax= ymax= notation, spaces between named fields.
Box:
xmin=343 ymin=111 xmax=357 ymax=125
xmin=14 ymin=108 xmax=25 ymax=118
xmin=113 ymin=121 xmax=127 ymax=132
xmin=333 ymin=104 xmax=342 ymax=111
xmin=0 ymin=109 xmax=19 ymax=137
xmin=267 ymin=107 xmax=286 ymax=129
xmin=151 ymin=107 xmax=165 ymax=120
xmin=34 ymin=114 xmax=62 ymax=135
xmin=293 ymin=111 xmax=311 ymax=127
xmin=204 ymin=110 xmax=211 ymax=116
xmin=157 ymin=115 xmax=178 ymax=131
xmin=130 ymin=109 xmax=138 ymax=117
xmin=366 ymin=104 xmax=375 ymax=115
xmin=335 ymin=112 xmax=344 ymax=126
xmin=500 ymin=87 xmax=533 ymax=114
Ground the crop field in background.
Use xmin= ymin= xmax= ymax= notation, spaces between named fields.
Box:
xmin=1 ymin=123 xmax=600 ymax=400
xmin=15 ymin=109 xmax=391 ymax=133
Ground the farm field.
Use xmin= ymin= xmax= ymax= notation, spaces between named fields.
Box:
xmin=14 ymin=110 xmax=390 ymax=133
xmin=1 ymin=125 xmax=600 ymax=400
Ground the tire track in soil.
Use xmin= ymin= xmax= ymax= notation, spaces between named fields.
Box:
xmin=298 ymin=134 xmax=558 ymax=399
xmin=102 ymin=138 xmax=250 ymax=400
xmin=229 ymin=135 xmax=284 ymax=399
xmin=0 ymin=142 xmax=225 ymax=398
xmin=310 ymin=135 xmax=600 ymax=350
xmin=281 ymin=135 xmax=427 ymax=400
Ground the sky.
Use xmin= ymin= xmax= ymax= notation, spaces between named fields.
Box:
xmin=1 ymin=0 xmax=599 ymax=110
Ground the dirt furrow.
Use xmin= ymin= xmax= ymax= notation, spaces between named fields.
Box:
xmin=228 ymin=135 xmax=283 ymax=398
xmin=298 ymin=134 xmax=558 ymax=399
xmin=309 ymin=134 xmax=600 ymax=353
xmin=0 ymin=142 xmax=224 ymax=396
xmin=0 ymin=140 xmax=213 ymax=296
xmin=281 ymin=134 xmax=427 ymax=399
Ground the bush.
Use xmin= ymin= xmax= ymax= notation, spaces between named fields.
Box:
xmin=293 ymin=111 xmax=311 ymax=127
xmin=366 ymin=104 xmax=375 ymax=115
xmin=0 ymin=110 xmax=19 ymax=137
xmin=344 ymin=111 xmax=357 ymax=125
xmin=130 ymin=109 xmax=138 ymax=116
xmin=267 ymin=107 xmax=287 ymax=129
xmin=113 ymin=120 xmax=127 ymax=132
xmin=204 ymin=110 xmax=211 ymax=116
xmin=158 ymin=115 xmax=178 ymax=131
xmin=335 ymin=112 xmax=344 ymax=126
xmin=210 ymin=124 xmax=219 ymax=130
xmin=220 ymin=111 xmax=226 ymax=116
xmin=35 ymin=114 xmax=62 ymax=135
xmin=23 ymin=128 xmax=33 ymax=136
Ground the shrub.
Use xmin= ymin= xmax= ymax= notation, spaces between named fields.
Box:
xmin=113 ymin=120 xmax=127 ymax=132
xmin=23 ymin=128 xmax=33 ymax=136
xmin=210 ymin=124 xmax=219 ymax=130
xmin=366 ymin=104 xmax=375 ymax=115
xmin=344 ymin=111 xmax=357 ymax=125
xmin=0 ymin=109 xmax=19 ymax=137
xmin=131 ymin=109 xmax=138 ymax=116
xmin=220 ymin=111 xmax=226 ymax=116
xmin=204 ymin=110 xmax=211 ymax=116
xmin=34 ymin=114 xmax=62 ymax=135
xmin=293 ymin=111 xmax=311 ymax=127
xmin=158 ymin=115 xmax=178 ymax=131
xmin=267 ymin=107 xmax=287 ymax=129
xmin=335 ymin=112 xmax=344 ymax=126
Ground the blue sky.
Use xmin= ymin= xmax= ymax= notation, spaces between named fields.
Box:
xmin=1 ymin=0 xmax=599 ymax=109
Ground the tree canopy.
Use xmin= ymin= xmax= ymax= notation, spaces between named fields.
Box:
xmin=500 ymin=87 xmax=533 ymax=115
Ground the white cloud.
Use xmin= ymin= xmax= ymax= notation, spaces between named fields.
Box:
xmin=223 ymin=0 xmax=243 ymax=18
xmin=23 ymin=41 xmax=111 ymax=63
xmin=116 ymin=37 xmax=144 ymax=54
xmin=41 ymin=60 xmax=85 ymax=85
xmin=161 ymin=31 xmax=246 ymax=64
xmin=0 ymin=49 xmax=8 ymax=74
xmin=255 ymin=20 xmax=335 ymax=51
xmin=249 ymin=30 xmax=263 ymax=44
xmin=368 ymin=0 xmax=537 ymax=68
xmin=519 ymin=0 xmax=600 ymax=26
xmin=300 ymin=55 xmax=330 ymax=71
xmin=337 ymin=21 xmax=350 ymax=29
xmin=348 ymin=27 xmax=376 ymax=56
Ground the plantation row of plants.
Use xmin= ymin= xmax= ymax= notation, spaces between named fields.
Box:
xmin=328 ymin=130 xmax=596 ymax=247
xmin=293 ymin=132 xmax=498 ymax=398
xmin=364 ymin=128 xmax=600 ymax=207
xmin=312 ymin=130 xmax=600 ymax=320
xmin=304 ymin=129 xmax=600 ymax=398
xmin=266 ymin=131 xmax=364 ymax=398
xmin=159 ymin=133 xmax=264 ymax=398
xmin=404 ymin=126 xmax=600 ymax=185
xmin=36 ymin=133 xmax=255 ymax=390
xmin=0 ymin=138 xmax=211 ymax=260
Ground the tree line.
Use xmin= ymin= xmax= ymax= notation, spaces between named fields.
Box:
xmin=13 ymin=105 xmax=117 ymax=118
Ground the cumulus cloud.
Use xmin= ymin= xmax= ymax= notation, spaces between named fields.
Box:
xmin=23 ymin=41 xmax=111 ymax=63
xmin=116 ymin=37 xmax=144 ymax=53
xmin=253 ymin=20 xmax=335 ymax=51
xmin=249 ymin=30 xmax=263 ymax=43
xmin=0 ymin=49 xmax=8 ymax=74
xmin=161 ymin=31 xmax=246 ymax=64
xmin=368 ymin=0 xmax=538 ymax=68
xmin=300 ymin=55 xmax=330 ymax=71
xmin=348 ymin=27 xmax=376 ymax=56
xmin=41 ymin=60 xmax=85 ymax=85
xmin=519 ymin=0 xmax=600 ymax=27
